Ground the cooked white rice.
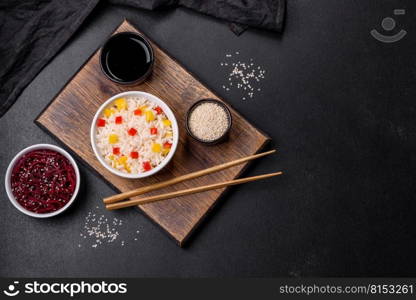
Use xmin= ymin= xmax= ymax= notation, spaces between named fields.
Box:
xmin=95 ymin=96 xmax=174 ymax=174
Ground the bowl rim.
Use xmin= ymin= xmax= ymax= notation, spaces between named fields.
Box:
xmin=4 ymin=143 xmax=81 ymax=218
xmin=90 ymin=91 xmax=179 ymax=179
xmin=185 ymin=98 xmax=233 ymax=145
xmin=99 ymin=31 xmax=154 ymax=85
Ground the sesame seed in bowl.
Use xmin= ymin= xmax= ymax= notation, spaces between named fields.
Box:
xmin=185 ymin=99 xmax=232 ymax=145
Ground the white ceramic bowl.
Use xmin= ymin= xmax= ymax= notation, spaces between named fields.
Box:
xmin=90 ymin=91 xmax=179 ymax=179
xmin=5 ymin=144 xmax=81 ymax=218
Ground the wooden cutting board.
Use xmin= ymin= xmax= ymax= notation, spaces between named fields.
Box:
xmin=35 ymin=20 xmax=270 ymax=246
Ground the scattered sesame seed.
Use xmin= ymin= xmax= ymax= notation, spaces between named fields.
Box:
xmin=219 ymin=52 xmax=266 ymax=100
xmin=78 ymin=210 xmax=141 ymax=249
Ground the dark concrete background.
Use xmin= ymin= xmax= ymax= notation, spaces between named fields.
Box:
xmin=1 ymin=1 xmax=416 ymax=277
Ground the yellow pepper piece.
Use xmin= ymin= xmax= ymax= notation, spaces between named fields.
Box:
xmin=109 ymin=155 xmax=114 ymax=161
xmin=123 ymin=163 xmax=131 ymax=173
xmin=115 ymin=98 xmax=127 ymax=111
xmin=164 ymin=131 xmax=173 ymax=138
xmin=108 ymin=134 xmax=118 ymax=144
xmin=104 ymin=108 xmax=115 ymax=117
xmin=117 ymin=156 xmax=128 ymax=165
xmin=145 ymin=110 xmax=155 ymax=122
xmin=139 ymin=105 xmax=148 ymax=111
xmin=151 ymin=143 xmax=162 ymax=153
xmin=162 ymin=119 xmax=172 ymax=127
xmin=162 ymin=148 xmax=170 ymax=156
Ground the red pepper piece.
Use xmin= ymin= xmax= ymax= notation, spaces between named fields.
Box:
xmin=115 ymin=116 xmax=123 ymax=124
xmin=163 ymin=142 xmax=172 ymax=148
xmin=143 ymin=161 xmax=152 ymax=171
xmin=97 ymin=118 xmax=106 ymax=127
xmin=134 ymin=109 xmax=142 ymax=116
xmin=155 ymin=106 xmax=163 ymax=115
xmin=128 ymin=128 xmax=137 ymax=136
xmin=130 ymin=151 xmax=139 ymax=159
xmin=113 ymin=147 xmax=120 ymax=155
xmin=150 ymin=127 xmax=158 ymax=135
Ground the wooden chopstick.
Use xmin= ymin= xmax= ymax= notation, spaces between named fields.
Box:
xmin=103 ymin=149 xmax=277 ymax=204
xmin=105 ymin=171 xmax=283 ymax=210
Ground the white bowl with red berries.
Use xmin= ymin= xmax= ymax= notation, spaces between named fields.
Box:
xmin=90 ymin=91 xmax=179 ymax=179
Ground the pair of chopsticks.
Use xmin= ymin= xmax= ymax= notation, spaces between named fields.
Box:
xmin=104 ymin=149 xmax=282 ymax=210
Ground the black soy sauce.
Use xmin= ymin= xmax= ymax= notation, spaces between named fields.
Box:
xmin=100 ymin=32 xmax=153 ymax=84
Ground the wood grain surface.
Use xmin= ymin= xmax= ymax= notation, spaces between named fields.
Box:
xmin=35 ymin=20 xmax=270 ymax=246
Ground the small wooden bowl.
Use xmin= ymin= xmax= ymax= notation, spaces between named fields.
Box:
xmin=185 ymin=99 xmax=232 ymax=145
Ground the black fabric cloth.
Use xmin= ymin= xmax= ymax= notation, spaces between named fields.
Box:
xmin=0 ymin=0 xmax=99 ymax=117
xmin=0 ymin=0 xmax=285 ymax=117
xmin=111 ymin=0 xmax=286 ymax=33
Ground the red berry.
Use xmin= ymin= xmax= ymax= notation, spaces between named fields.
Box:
xmin=130 ymin=151 xmax=139 ymax=159
xmin=115 ymin=116 xmax=122 ymax=124
xmin=150 ymin=127 xmax=158 ymax=135
xmin=134 ymin=109 xmax=142 ymax=116
xmin=113 ymin=147 xmax=120 ymax=155
xmin=163 ymin=142 xmax=172 ymax=148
